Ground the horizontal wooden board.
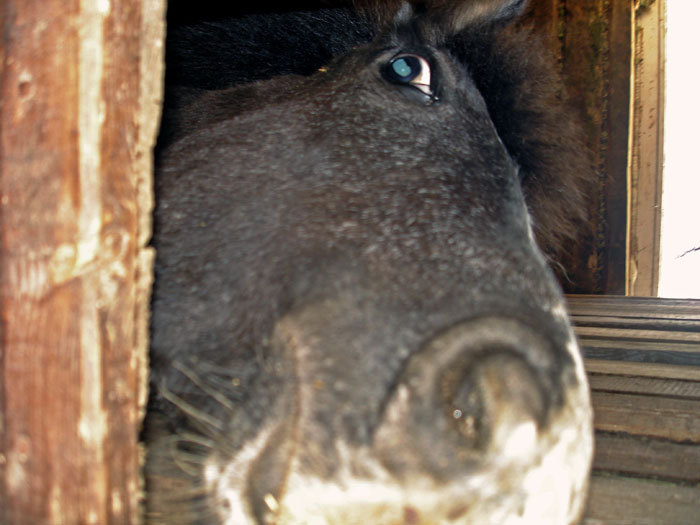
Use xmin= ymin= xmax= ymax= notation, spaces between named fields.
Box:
xmin=570 ymin=295 xmax=700 ymax=368
xmin=591 ymin=391 xmax=700 ymax=442
xmin=567 ymin=295 xmax=700 ymax=321
xmin=589 ymin=373 xmax=700 ymax=399
xmin=581 ymin=337 xmax=700 ymax=355
xmin=571 ymin=311 xmax=700 ymax=328
xmin=584 ymin=474 xmax=700 ymax=525
xmin=576 ymin=326 xmax=700 ymax=343
xmin=585 ymin=358 xmax=700 ymax=381
xmin=571 ymin=295 xmax=700 ymax=523
xmin=580 ymin=342 xmax=700 ymax=367
xmin=593 ymin=432 xmax=700 ymax=482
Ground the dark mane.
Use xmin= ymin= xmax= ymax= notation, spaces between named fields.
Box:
xmin=451 ymin=24 xmax=590 ymax=263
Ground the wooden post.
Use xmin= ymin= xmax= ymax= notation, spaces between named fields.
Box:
xmin=0 ymin=0 xmax=165 ymax=522
xmin=627 ymin=0 xmax=665 ymax=296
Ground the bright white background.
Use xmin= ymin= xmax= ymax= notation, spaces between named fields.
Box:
xmin=657 ymin=0 xmax=700 ymax=298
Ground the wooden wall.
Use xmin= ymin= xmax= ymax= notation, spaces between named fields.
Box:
xmin=627 ymin=0 xmax=665 ymax=296
xmin=0 ymin=0 xmax=165 ymax=522
xmin=525 ymin=0 xmax=633 ymax=295
xmin=568 ymin=295 xmax=700 ymax=523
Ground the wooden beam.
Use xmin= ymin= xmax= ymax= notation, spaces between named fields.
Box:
xmin=591 ymin=391 xmax=700 ymax=441
xmin=585 ymin=358 xmax=700 ymax=381
xmin=627 ymin=0 xmax=666 ymax=295
xmin=0 ymin=0 xmax=165 ymax=522
xmin=605 ymin=0 xmax=633 ymax=295
xmin=593 ymin=432 xmax=700 ymax=482
xmin=585 ymin=474 xmax=700 ymax=524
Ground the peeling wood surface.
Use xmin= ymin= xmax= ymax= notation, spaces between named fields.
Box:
xmin=627 ymin=0 xmax=665 ymax=296
xmin=0 ymin=0 xmax=165 ymax=523
xmin=569 ymin=295 xmax=700 ymax=524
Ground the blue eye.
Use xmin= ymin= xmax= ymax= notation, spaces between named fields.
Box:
xmin=384 ymin=54 xmax=433 ymax=97
xmin=391 ymin=56 xmax=420 ymax=81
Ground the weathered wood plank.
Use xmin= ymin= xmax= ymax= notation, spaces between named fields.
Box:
xmin=555 ymin=0 xmax=610 ymax=294
xmin=577 ymin=325 xmax=700 ymax=343
xmin=0 ymin=0 xmax=165 ymax=523
xmin=585 ymin=358 xmax=700 ymax=381
xmin=571 ymin=297 xmax=700 ymax=522
xmin=581 ymin=342 xmax=700 ymax=367
xmin=572 ymin=315 xmax=700 ymax=331
xmin=627 ymin=0 xmax=666 ymax=296
xmin=581 ymin=338 xmax=700 ymax=357
xmin=584 ymin=474 xmax=700 ymax=525
xmin=568 ymin=294 xmax=700 ymax=319
xmin=604 ymin=0 xmax=632 ymax=295
xmin=593 ymin=433 xmax=700 ymax=482
xmin=591 ymin=391 xmax=700 ymax=442
xmin=571 ymin=296 xmax=700 ymax=366
xmin=589 ymin=373 xmax=700 ymax=399
xmin=570 ymin=295 xmax=700 ymax=364
xmin=574 ymin=323 xmax=700 ymax=340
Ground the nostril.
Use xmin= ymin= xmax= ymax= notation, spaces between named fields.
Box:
xmin=445 ymin=352 xmax=546 ymax=453
xmin=375 ymin=316 xmax=559 ymax=480
xmin=422 ymin=317 xmax=554 ymax=437
xmin=443 ymin=364 xmax=482 ymax=447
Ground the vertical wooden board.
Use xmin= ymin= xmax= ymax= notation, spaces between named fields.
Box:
xmin=559 ymin=0 xmax=606 ymax=293
xmin=605 ymin=0 xmax=632 ymax=295
xmin=1 ymin=1 xmax=83 ymax=521
xmin=563 ymin=0 xmax=610 ymax=294
xmin=0 ymin=0 xmax=165 ymax=523
xmin=627 ymin=0 xmax=665 ymax=296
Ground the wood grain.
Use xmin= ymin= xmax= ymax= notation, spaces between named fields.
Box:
xmin=568 ymin=294 xmax=700 ymax=319
xmin=585 ymin=358 xmax=700 ymax=381
xmin=589 ymin=373 xmax=700 ymax=399
xmin=0 ymin=0 xmax=165 ymax=522
xmin=627 ymin=0 xmax=666 ymax=296
xmin=571 ymin=294 xmax=700 ymax=367
xmin=584 ymin=474 xmax=700 ymax=525
xmin=572 ymin=295 xmax=700 ymax=520
xmin=593 ymin=433 xmax=700 ymax=482
xmin=592 ymin=390 xmax=700 ymax=442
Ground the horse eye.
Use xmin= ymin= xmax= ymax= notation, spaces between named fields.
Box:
xmin=385 ymin=54 xmax=433 ymax=96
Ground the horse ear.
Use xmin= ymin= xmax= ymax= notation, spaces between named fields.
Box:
xmin=393 ymin=1 xmax=414 ymax=25
xmin=434 ymin=0 xmax=528 ymax=32
xmin=355 ymin=0 xmax=528 ymax=33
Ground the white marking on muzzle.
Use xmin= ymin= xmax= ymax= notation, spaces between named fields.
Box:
xmin=207 ymin=309 xmax=593 ymax=525
xmin=271 ymin=385 xmax=592 ymax=524
xmin=205 ymin=422 xmax=278 ymax=524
